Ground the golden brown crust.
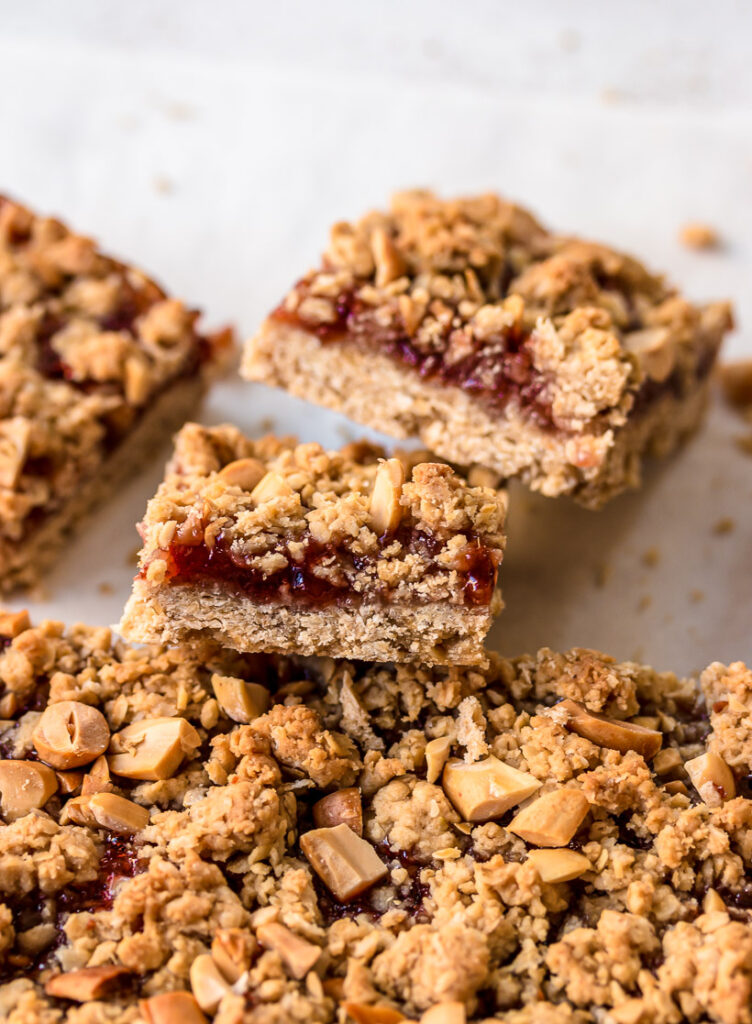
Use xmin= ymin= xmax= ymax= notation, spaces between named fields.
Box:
xmin=1 ymin=617 xmax=752 ymax=1023
xmin=244 ymin=190 xmax=732 ymax=503
xmin=0 ymin=196 xmax=232 ymax=590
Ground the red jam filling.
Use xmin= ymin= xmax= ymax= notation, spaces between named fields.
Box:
xmin=272 ymin=286 xmax=556 ymax=430
xmin=143 ymin=527 xmax=498 ymax=609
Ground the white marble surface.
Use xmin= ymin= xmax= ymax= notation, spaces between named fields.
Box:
xmin=0 ymin=2 xmax=750 ymax=675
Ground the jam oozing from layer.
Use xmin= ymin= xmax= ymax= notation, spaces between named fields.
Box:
xmin=272 ymin=285 xmax=556 ymax=429
xmin=145 ymin=527 xmax=498 ymax=609
xmin=57 ymin=833 xmax=144 ymax=916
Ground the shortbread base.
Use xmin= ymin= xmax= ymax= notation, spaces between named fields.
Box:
xmin=120 ymin=578 xmax=500 ymax=666
xmin=243 ymin=321 xmax=713 ymax=508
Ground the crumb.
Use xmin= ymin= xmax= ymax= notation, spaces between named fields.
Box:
xmin=153 ymin=176 xmax=174 ymax=195
xmin=637 ymin=595 xmax=652 ymax=612
xmin=258 ymin=417 xmax=275 ymax=433
xmin=641 ymin=547 xmax=660 ymax=568
xmin=594 ymin=561 xmax=612 ymax=588
xmin=713 ymin=517 xmax=735 ymax=536
xmin=689 ymin=589 xmax=705 ymax=603
xmin=680 ymin=222 xmax=721 ymax=250
xmin=98 ymin=582 xmax=114 ymax=596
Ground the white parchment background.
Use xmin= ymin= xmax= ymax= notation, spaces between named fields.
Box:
xmin=0 ymin=0 xmax=749 ymax=676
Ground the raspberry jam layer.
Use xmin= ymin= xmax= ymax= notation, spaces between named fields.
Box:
xmin=144 ymin=528 xmax=498 ymax=609
xmin=272 ymin=287 xmax=555 ymax=429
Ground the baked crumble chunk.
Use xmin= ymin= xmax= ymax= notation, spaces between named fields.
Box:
xmin=2 ymin=614 xmax=752 ymax=1023
xmin=243 ymin=190 xmax=733 ymax=508
xmin=0 ymin=195 xmax=232 ymax=592
xmin=119 ymin=423 xmax=507 ymax=666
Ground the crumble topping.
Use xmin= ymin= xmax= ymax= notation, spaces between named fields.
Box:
xmin=1 ymin=616 xmax=752 ymax=1022
xmin=269 ymin=190 xmax=732 ymax=432
xmin=0 ymin=196 xmax=231 ymax=549
xmin=134 ymin=423 xmax=507 ymax=609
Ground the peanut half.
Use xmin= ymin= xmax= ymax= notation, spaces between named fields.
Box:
xmin=557 ymin=699 xmax=662 ymax=760
xmin=108 ymin=717 xmax=201 ymax=781
xmin=441 ymin=756 xmax=541 ymax=822
xmin=33 ymin=700 xmax=110 ymax=770
xmin=218 ymin=457 xmax=266 ymax=491
xmin=250 ymin=471 xmax=294 ymax=504
xmin=0 ymin=760 xmax=58 ymax=820
xmin=508 ymin=789 xmax=590 ymax=847
xmin=300 ymin=823 xmax=387 ymax=902
xmin=88 ymin=792 xmax=150 ymax=834
xmin=369 ymin=459 xmax=405 ymax=535
xmin=527 ymin=848 xmax=591 ymax=883
xmin=313 ymin=788 xmax=363 ymax=835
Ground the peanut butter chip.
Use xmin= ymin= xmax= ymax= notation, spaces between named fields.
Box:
xmin=108 ymin=717 xmax=201 ymax=781
xmin=44 ymin=965 xmax=132 ymax=1001
xmin=211 ymin=674 xmax=270 ymax=724
xmin=300 ymin=822 xmax=387 ymax=902
xmin=441 ymin=755 xmax=541 ymax=822
xmin=313 ymin=788 xmax=363 ymax=835
xmin=0 ymin=760 xmax=58 ymax=820
xmin=508 ymin=788 xmax=590 ymax=847
xmin=32 ymin=700 xmax=110 ymax=770
xmin=421 ymin=1003 xmax=467 ymax=1024
xmin=369 ymin=458 xmax=405 ymax=535
xmin=140 ymin=991 xmax=209 ymax=1024
xmin=256 ymin=922 xmax=321 ymax=980
xmin=527 ymin=848 xmax=591 ymax=883
xmin=88 ymin=792 xmax=149 ymax=834
xmin=558 ymin=699 xmax=663 ymax=760
xmin=190 ymin=953 xmax=233 ymax=1014
xmin=218 ymin=457 xmax=266 ymax=491
xmin=343 ymin=1003 xmax=406 ymax=1024
xmin=685 ymin=752 xmax=736 ymax=807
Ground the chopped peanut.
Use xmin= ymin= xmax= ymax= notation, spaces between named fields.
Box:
xmin=218 ymin=457 xmax=266 ymax=491
xmin=527 ymin=848 xmax=591 ymax=883
xmin=421 ymin=1003 xmax=466 ymax=1024
xmin=108 ymin=717 xmax=201 ymax=781
xmin=190 ymin=953 xmax=233 ymax=1014
xmin=369 ymin=459 xmax=405 ymax=535
xmin=81 ymin=753 xmax=113 ymax=795
xmin=508 ymin=788 xmax=590 ymax=847
xmin=250 ymin=471 xmax=294 ymax=504
xmin=140 ymin=991 xmax=208 ymax=1024
xmin=703 ymin=889 xmax=727 ymax=914
xmin=211 ymin=674 xmax=270 ymax=724
xmin=211 ymin=927 xmax=257 ymax=984
xmin=558 ymin=699 xmax=662 ymax=760
xmin=425 ymin=737 xmax=452 ymax=785
xmin=441 ymin=755 xmax=541 ymax=822
xmin=45 ymin=965 xmax=132 ymax=1001
xmin=88 ymin=792 xmax=150 ymax=834
xmin=300 ymin=823 xmax=387 ymax=902
xmin=652 ymin=748 xmax=683 ymax=775
xmin=685 ymin=752 xmax=736 ymax=807
xmin=55 ymin=770 xmax=83 ymax=795
xmin=0 ymin=760 xmax=58 ymax=820
xmin=313 ymin=788 xmax=363 ymax=835
xmin=0 ymin=609 xmax=30 ymax=638
xmin=343 ymin=1002 xmax=406 ymax=1024
xmin=33 ymin=700 xmax=110 ymax=770
xmin=256 ymin=922 xmax=321 ymax=980
xmin=371 ymin=226 xmax=406 ymax=288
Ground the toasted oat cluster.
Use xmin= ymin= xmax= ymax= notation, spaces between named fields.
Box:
xmin=119 ymin=423 xmax=507 ymax=665
xmin=244 ymin=190 xmax=733 ymax=505
xmin=1 ymin=614 xmax=752 ymax=1024
xmin=0 ymin=195 xmax=231 ymax=591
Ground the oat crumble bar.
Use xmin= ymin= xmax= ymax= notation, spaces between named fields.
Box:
xmin=119 ymin=423 xmax=507 ymax=665
xmin=0 ymin=196 xmax=232 ymax=592
xmin=243 ymin=190 xmax=733 ymax=508
xmin=2 ymin=614 xmax=752 ymax=1022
